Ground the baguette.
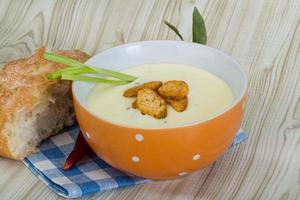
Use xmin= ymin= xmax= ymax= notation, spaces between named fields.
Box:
xmin=0 ymin=47 xmax=90 ymax=160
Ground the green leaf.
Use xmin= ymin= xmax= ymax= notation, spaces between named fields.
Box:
xmin=164 ymin=20 xmax=184 ymax=41
xmin=192 ymin=7 xmax=207 ymax=44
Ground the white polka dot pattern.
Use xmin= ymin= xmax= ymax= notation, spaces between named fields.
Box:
xmin=178 ymin=172 xmax=188 ymax=176
xmin=85 ymin=131 xmax=91 ymax=140
xmin=135 ymin=134 xmax=144 ymax=142
xmin=132 ymin=156 xmax=140 ymax=162
xmin=193 ymin=154 xmax=200 ymax=160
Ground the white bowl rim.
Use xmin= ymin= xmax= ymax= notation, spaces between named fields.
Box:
xmin=73 ymin=40 xmax=248 ymax=130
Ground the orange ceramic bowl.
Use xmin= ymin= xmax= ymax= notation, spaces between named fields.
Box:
xmin=72 ymin=41 xmax=248 ymax=180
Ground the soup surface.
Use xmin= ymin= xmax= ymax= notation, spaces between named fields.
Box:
xmin=86 ymin=64 xmax=235 ymax=128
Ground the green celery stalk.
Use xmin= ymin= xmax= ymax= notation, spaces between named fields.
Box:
xmin=44 ymin=52 xmax=137 ymax=82
xmin=48 ymin=66 xmax=95 ymax=79
xmin=61 ymin=74 xmax=129 ymax=85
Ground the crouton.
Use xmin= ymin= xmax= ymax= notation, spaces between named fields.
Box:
xmin=123 ymin=85 xmax=143 ymax=97
xmin=132 ymin=100 xmax=137 ymax=109
xmin=165 ymin=97 xmax=188 ymax=112
xmin=158 ymin=80 xmax=188 ymax=100
xmin=136 ymin=88 xmax=167 ymax=119
xmin=123 ymin=81 xmax=162 ymax=97
xmin=143 ymin=81 xmax=162 ymax=90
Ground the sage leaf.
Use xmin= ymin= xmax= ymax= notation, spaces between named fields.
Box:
xmin=192 ymin=7 xmax=207 ymax=44
xmin=164 ymin=20 xmax=184 ymax=41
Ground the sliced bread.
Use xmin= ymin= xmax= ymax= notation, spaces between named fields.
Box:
xmin=0 ymin=47 xmax=90 ymax=160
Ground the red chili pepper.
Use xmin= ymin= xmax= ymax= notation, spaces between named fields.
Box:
xmin=63 ymin=131 xmax=93 ymax=170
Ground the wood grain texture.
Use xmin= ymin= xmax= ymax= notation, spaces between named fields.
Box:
xmin=1 ymin=0 xmax=300 ymax=199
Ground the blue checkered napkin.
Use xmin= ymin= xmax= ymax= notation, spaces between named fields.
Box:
xmin=23 ymin=126 xmax=247 ymax=198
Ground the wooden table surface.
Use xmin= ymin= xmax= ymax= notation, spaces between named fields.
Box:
xmin=1 ymin=0 xmax=300 ymax=199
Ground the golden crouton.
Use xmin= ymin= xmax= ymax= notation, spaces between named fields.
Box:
xmin=132 ymin=100 xmax=137 ymax=109
xmin=123 ymin=81 xmax=162 ymax=97
xmin=143 ymin=81 xmax=162 ymax=90
xmin=158 ymin=80 xmax=188 ymax=100
xmin=136 ymin=88 xmax=167 ymax=119
xmin=165 ymin=97 xmax=188 ymax=112
xmin=123 ymin=85 xmax=143 ymax=97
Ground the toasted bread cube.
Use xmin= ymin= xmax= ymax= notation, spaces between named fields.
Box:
xmin=136 ymin=88 xmax=167 ymax=119
xmin=165 ymin=97 xmax=188 ymax=112
xmin=143 ymin=81 xmax=162 ymax=90
xmin=123 ymin=85 xmax=143 ymax=97
xmin=132 ymin=99 xmax=137 ymax=109
xmin=158 ymin=80 xmax=188 ymax=100
xmin=123 ymin=81 xmax=162 ymax=97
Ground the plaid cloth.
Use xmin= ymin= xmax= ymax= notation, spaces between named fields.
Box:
xmin=23 ymin=125 xmax=247 ymax=198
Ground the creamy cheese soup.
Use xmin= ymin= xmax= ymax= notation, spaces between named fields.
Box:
xmin=86 ymin=64 xmax=235 ymax=128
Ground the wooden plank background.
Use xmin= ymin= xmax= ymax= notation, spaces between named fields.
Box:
xmin=1 ymin=0 xmax=300 ymax=199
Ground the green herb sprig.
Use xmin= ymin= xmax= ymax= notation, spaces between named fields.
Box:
xmin=164 ymin=7 xmax=207 ymax=45
xmin=45 ymin=52 xmax=137 ymax=84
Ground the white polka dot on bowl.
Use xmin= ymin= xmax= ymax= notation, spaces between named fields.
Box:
xmin=135 ymin=134 xmax=144 ymax=142
xmin=178 ymin=172 xmax=188 ymax=176
xmin=85 ymin=132 xmax=91 ymax=140
xmin=193 ymin=154 xmax=200 ymax=160
xmin=132 ymin=156 xmax=140 ymax=162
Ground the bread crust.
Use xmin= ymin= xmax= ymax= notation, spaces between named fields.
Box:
xmin=0 ymin=47 xmax=89 ymax=160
